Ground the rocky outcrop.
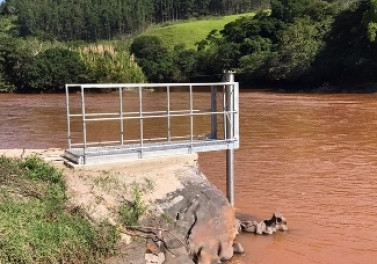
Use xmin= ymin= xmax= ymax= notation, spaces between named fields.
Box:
xmin=140 ymin=157 xmax=239 ymax=264
xmin=59 ymin=153 xmax=240 ymax=264
xmin=239 ymin=212 xmax=288 ymax=235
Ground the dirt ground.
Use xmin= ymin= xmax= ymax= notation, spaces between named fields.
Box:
xmin=0 ymin=148 xmax=199 ymax=264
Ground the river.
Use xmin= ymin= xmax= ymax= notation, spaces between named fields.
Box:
xmin=1 ymin=91 xmax=377 ymax=263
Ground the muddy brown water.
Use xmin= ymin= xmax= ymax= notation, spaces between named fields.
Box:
xmin=1 ymin=91 xmax=377 ymax=264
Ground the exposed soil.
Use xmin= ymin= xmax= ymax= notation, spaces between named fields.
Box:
xmin=1 ymin=149 xmax=239 ymax=264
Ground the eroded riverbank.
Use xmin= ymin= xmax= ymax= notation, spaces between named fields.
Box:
xmin=1 ymin=149 xmax=245 ymax=264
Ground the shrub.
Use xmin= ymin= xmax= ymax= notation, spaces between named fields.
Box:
xmin=119 ymin=184 xmax=148 ymax=226
xmin=21 ymin=48 xmax=88 ymax=92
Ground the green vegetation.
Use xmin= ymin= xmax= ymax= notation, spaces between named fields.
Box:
xmin=130 ymin=0 xmax=377 ymax=90
xmin=80 ymin=43 xmax=146 ymax=84
xmin=119 ymin=184 xmax=148 ymax=226
xmin=1 ymin=0 xmax=267 ymax=41
xmin=1 ymin=0 xmax=377 ymax=92
xmin=0 ymin=155 xmax=118 ymax=264
xmin=0 ymin=36 xmax=146 ymax=92
xmin=21 ymin=48 xmax=88 ymax=92
xmin=133 ymin=0 xmax=377 ymax=91
xmin=142 ymin=13 xmax=255 ymax=49
xmin=363 ymin=0 xmax=377 ymax=41
xmin=0 ymin=0 xmax=262 ymax=92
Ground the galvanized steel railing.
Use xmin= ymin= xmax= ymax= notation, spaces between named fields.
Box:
xmin=64 ymin=78 xmax=239 ymax=165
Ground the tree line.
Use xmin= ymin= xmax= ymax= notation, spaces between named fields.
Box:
xmin=1 ymin=0 xmax=377 ymax=93
xmin=0 ymin=35 xmax=146 ymax=93
xmin=1 ymin=0 xmax=270 ymax=41
xmin=130 ymin=0 xmax=377 ymax=91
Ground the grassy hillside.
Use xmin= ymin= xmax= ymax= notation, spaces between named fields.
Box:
xmin=141 ymin=12 xmax=255 ymax=49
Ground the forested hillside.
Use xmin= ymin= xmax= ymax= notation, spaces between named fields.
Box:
xmin=130 ymin=0 xmax=377 ymax=90
xmin=1 ymin=0 xmax=268 ymax=41
xmin=1 ymin=0 xmax=377 ymax=92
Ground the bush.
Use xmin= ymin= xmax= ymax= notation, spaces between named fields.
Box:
xmin=119 ymin=184 xmax=147 ymax=226
xmin=20 ymin=155 xmax=63 ymax=184
xmin=20 ymin=47 xmax=88 ymax=92
xmin=80 ymin=44 xmax=146 ymax=83
xmin=130 ymin=36 xmax=173 ymax=82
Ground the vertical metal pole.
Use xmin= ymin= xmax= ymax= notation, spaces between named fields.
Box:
xmin=210 ymin=86 xmax=217 ymax=139
xmin=81 ymin=86 xmax=87 ymax=165
xmin=167 ymin=86 xmax=171 ymax=141
xmin=234 ymin=82 xmax=240 ymax=148
xmin=223 ymin=85 xmax=226 ymax=140
xmin=65 ymin=85 xmax=72 ymax=149
xmin=139 ymin=86 xmax=144 ymax=158
xmin=189 ymin=85 xmax=194 ymax=153
xmin=224 ymin=71 xmax=235 ymax=206
xmin=119 ymin=87 xmax=124 ymax=145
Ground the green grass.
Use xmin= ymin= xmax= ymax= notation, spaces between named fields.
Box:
xmin=119 ymin=183 xmax=148 ymax=226
xmin=141 ymin=12 xmax=255 ymax=49
xmin=0 ymin=155 xmax=118 ymax=264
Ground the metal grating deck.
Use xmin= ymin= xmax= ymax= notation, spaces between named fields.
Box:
xmin=63 ymin=139 xmax=238 ymax=165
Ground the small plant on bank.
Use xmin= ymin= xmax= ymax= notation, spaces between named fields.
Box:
xmin=94 ymin=172 xmax=119 ymax=192
xmin=119 ymin=184 xmax=148 ymax=226
xmin=161 ymin=212 xmax=175 ymax=225
xmin=144 ymin=177 xmax=155 ymax=192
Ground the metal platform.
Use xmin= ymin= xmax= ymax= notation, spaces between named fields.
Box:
xmin=64 ymin=139 xmax=238 ymax=165
xmin=65 ymin=76 xmax=239 ymax=166
xmin=64 ymin=72 xmax=239 ymax=204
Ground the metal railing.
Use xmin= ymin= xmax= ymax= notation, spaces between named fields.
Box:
xmin=64 ymin=77 xmax=239 ymax=165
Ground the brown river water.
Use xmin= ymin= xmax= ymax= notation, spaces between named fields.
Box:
xmin=1 ymin=91 xmax=377 ymax=263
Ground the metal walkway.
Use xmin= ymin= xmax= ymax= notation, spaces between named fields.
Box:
xmin=64 ymin=139 xmax=236 ymax=164
xmin=63 ymin=75 xmax=239 ymax=166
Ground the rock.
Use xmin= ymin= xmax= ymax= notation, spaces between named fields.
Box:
xmin=218 ymin=241 xmax=234 ymax=260
xmin=146 ymin=238 xmax=163 ymax=255
xmin=239 ymin=212 xmax=288 ymax=235
xmin=233 ymin=218 xmax=241 ymax=235
xmin=197 ymin=249 xmax=220 ymax=264
xmin=240 ymin=220 xmax=258 ymax=233
xmin=232 ymin=242 xmax=244 ymax=254
xmin=145 ymin=252 xmax=165 ymax=264
xmin=120 ymin=233 xmax=132 ymax=244
xmin=144 ymin=162 xmax=240 ymax=264
xmin=166 ymin=255 xmax=195 ymax=264
xmin=61 ymin=153 xmax=244 ymax=264
xmin=180 ymin=181 xmax=236 ymax=263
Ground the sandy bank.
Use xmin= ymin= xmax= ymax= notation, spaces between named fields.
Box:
xmin=1 ymin=148 xmax=241 ymax=264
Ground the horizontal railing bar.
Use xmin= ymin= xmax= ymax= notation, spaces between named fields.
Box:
xmin=69 ymin=138 xmax=236 ymax=149
xmin=66 ymin=82 xmax=236 ymax=89
xmin=83 ymin=110 xmax=237 ymax=122
xmin=70 ymin=109 xmax=206 ymax=118
xmin=71 ymin=140 xmax=121 ymax=147
xmin=69 ymin=134 xmax=220 ymax=148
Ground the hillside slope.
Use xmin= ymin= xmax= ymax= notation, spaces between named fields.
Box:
xmin=141 ymin=13 xmax=255 ymax=49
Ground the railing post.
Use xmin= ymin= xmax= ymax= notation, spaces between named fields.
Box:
xmin=81 ymin=85 xmax=87 ymax=165
xmin=167 ymin=86 xmax=171 ymax=141
xmin=189 ymin=85 xmax=194 ymax=154
xmin=224 ymin=71 xmax=235 ymax=206
xmin=139 ymin=86 xmax=144 ymax=159
xmin=210 ymin=86 xmax=217 ymax=139
xmin=119 ymin=87 xmax=124 ymax=145
xmin=65 ymin=85 xmax=72 ymax=149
